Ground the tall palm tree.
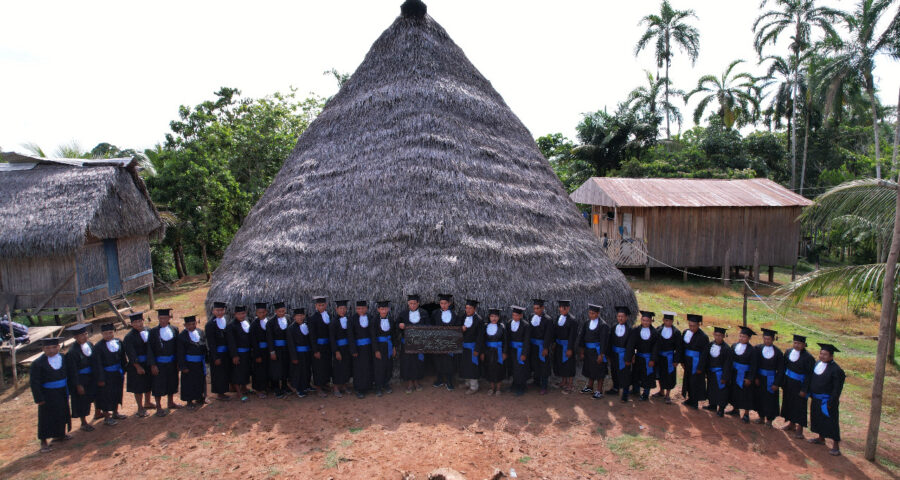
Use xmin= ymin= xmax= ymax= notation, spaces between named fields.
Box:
xmin=685 ymin=60 xmax=761 ymax=129
xmin=754 ymin=0 xmax=844 ymax=191
xmin=634 ymin=0 xmax=700 ymax=140
xmin=625 ymin=71 xmax=685 ymax=137
xmin=819 ymin=0 xmax=900 ymax=179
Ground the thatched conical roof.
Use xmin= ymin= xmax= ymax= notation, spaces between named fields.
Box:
xmin=207 ymin=1 xmax=636 ymax=321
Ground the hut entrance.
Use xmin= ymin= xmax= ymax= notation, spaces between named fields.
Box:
xmin=103 ymin=239 xmax=122 ymax=295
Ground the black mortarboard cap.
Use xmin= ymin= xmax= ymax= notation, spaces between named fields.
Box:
xmin=335 ymin=300 xmax=349 ymax=307
xmin=686 ymin=314 xmax=703 ymax=323
xmin=234 ymin=305 xmax=247 ymax=313
xmin=273 ymin=301 xmax=286 ymax=310
xmin=465 ymin=299 xmax=479 ymax=307
xmin=356 ymin=300 xmax=368 ymax=307
xmin=313 ymin=296 xmax=327 ymax=304
xmin=639 ymin=310 xmax=655 ymax=319
xmin=293 ymin=308 xmax=306 ymax=315
xmin=713 ymin=326 xmax=728 ymax=334
xmin=183 ymin=315 xmax=197 ymax=323
xmin=255 ymin=303 xmax=268 ymax=310
xmin=588 ymin=304 xmax=602 ymax=313
xmin=793 ymin=334 xmax=807 ymax=343
xmin=438 ymin=293 xmax=453 ymax=301
xmin=662 ymin=311 xmax=676 ymax=320
xmin=100 ymin=323 xmax=115 ymax=332
xmin=761 ymin=328 xmax=777 ymax=337
xmin=156 ymin=308 xmax=171 ymax=316
xmin=40 ymin=337 xmax=60 ymax=346
xmin=557 ymin=300 xmax=571 ymax=307
xmin=488 ymin=308 xmax=501 ymax=316
xmin=532 ymin=299 xmax=545 ymax=306
xmin=615 ymin=306 xmax=631 ymax=316
xmin=407 ymin=294 xmax=420 ymax=302
xmin=511 ymin=305 xmax=525 ymax=315
xmin=740 ymin=327 xmax=756 ymax=337
xmin=129 ymin=312 xmax=143 ymax=322
xmin=66 ymin=323 xmax=90 ymax=334
xmin=376 ymin=300 xmax=390 ymax=308
xmin=212 ymin=301 xmax=226 ymax=309
xmin=818 ymin=343 xmax=840 ymax=353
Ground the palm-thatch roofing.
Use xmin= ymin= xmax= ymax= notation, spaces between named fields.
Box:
xmin=0 ymin=152 xmax=164 ymax=259
xmin=206 ymin=1 xmax=637 ymax=321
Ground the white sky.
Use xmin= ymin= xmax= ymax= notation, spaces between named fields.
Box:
xmin=1 ymin=0 xmax=897 ymax=153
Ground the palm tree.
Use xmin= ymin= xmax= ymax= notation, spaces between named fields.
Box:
xmin=625 ymin=71 xmax=685 ymax=137
xmin=685 ymin=60 xmax=761 ymax=129
xmin=634 ymin=0 xmax=700 ymax=140
xmin=819 ymin=0 xmax=900 ymax=179
xmin=754 ymin=0 xmax=844 ymax=191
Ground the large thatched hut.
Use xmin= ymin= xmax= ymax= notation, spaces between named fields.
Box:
xmin=207 ymin=0 xmax=636 ymax=321
xmin=0 ymin=152 xmax=164 ymax=321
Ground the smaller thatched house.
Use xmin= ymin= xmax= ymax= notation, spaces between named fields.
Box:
xmin=0 ymin=152 xmax=164 ymax=321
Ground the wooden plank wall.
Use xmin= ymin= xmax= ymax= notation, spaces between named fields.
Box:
xmin=118 ymin=236 xmax=153 ymax=294
xmin=76 ymin=242 xmax=109 ymax=306
xmin=0 ymin=254 xmax=76 ymax=310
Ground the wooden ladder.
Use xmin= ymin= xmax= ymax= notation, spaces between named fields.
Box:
xmin=106 ymin=293 xmax=134 ymax=329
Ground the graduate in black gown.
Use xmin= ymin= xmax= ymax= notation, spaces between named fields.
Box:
xmin=431 ymin=293 xmax=460 ymax=390
xmin=95 ymin=323 xmax=128 ymax=425
xmin=480 ymin=308 xmax=508 ymax=396
xmin=330 ymin=300 xmax=353 ymax=397
xmin=226 ymin=306 xmax=252 ymax=402
xmin=781 ymin=334 xmax=815 ymax=438
xmin=807 ymin=343 xmax=845 ymax=456
xmin=579 ymin=304 xmax=608 ymax=399
xmin=459 ymin=299 xmax=484 ymax=394
xmin=65 ymin=323 xmax=98 ymax=431
xmin=349 ymin=300 xmax=376 ymax=398
xmin=30 ymin=338 xmax=71 ymax=453
xmin=205 ymin=301 xmax=232 ymax=401
xmin=528 ymin=299 xmax=554 ymax=395
xmin=250 ymin=303 xmax=271 ymax=398
xmin=552 ymin=300 xmax=579 ymax=394
xmin=147 ymin=308 xmax=181 ymax=417
xmin=753 ymin=328 xmax=784 ymax=426
xmin=681 ymin=314 xmax=709 ymax=409
xmin=726 ymin=327 xmax=757 ymax=422
xmin=705 ymin=327 xmax=733 ymax=416
xmin=397 ymin=294 xmax=427 ymax=393
xmin=372 ymin=300 xmax=397 ymax=396
xmin=309 ymin=296 xmax=333 ymax=397
xmin=176 ymin=316 xmax=208 ymax=409
xmin=287 ymin=308 xmax=312 ymax=398
xmin=267 ymin=302 xmax=291 ymax=398
xmin=607 ymin=306 xmax=636 ymax=402
xmin=631 ymin=311 xmax=660 ymax=401
xmin=123 ymin=312 xmax=153 ymax=417
xmin=507 ymin=305 xmax=531 ymax=396
xmin=654 ymin=312 xmax=682 ymax=404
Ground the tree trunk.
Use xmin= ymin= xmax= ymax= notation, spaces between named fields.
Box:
xmin=863 ymin=173 xmax=900 ymax=461
xmin=867 ymin=76 xmax=882 ymax=179
xmin=200 ymin=242 xmax=211 ymax=282
xmin=800 ymin=112 xmax=809 ymax=196
xmin=172 ymin=245 xmax=185 ymax=279
xmin=889 ymin=306 xmax=897 ymax=365
xmin=789 ymin=39 xmax=799 ymax=191
xmin=177 ymin=246 xmax=187 ymax=278
xmin=665 ymin=58 xmax=671 ymax=140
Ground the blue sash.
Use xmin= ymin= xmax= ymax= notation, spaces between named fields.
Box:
xmin=758 ymin=368 xmax=776 ymax=392
xmin=336 ymin=338 xmax=349 ymax=347
xmin=215 ymin=345 xmax=227 ymax=353
xmin=810 ymin=393 xmax=831 ymax=417
xmin=295 ymin=346 xmax=310 ymax=352
xmin=555 ymin=339 xmax=570 ymax=363
xmin=463 ymin=342 xmax=478 ymax=365
xmin=585 ymin=342 xmax=603 ymax=359
xmin=710 ymin=367 xmax=726 ymax=389
xmin=510 ymin=341 xmax=525 ymax=365
xmin=136 ymin=355 xmax=147 ymax=363
xmin=377 ymin=335 xmax=393 ymax=358
xmin=356 ymin=338 xmax=371 ymax=346
xmin=237 ymin=347 xmax=250 ymax=353
xmin=273 ymin=339 xmax=286 ymax=347
xmin=486 ymin=341 xmax=504 ymax=365
xmin=684 ymin=349 xmax=700 ymax=372
xmin=78 ymin=366 xmax=92 ymax=374
xmin=258 ymin=342 xmax=268 ymax=349
xmin=185 ymin=354 xmax=206 ymax=375
xmin=316 ymin=338 xmax=329 ymax=345
xmin=733 ymin=362 xmax=750 ymax=387
xmin=530 ymin=338 xmax=545 ymax=362
xmin=103 ymin=364 xmax=123 ymax=375
xmin=659 ymin=350 xmax=675 ymax=374
xmin=637 ymin=352 xmax=654 ymax=375
xmin=155 ymin=356 xmax=174 ymax=364
xmin=785 ymin=369 xmax=806 ymax=383
xmin=612 ymin=346 xmax=627 ymax=371
xmin=43 ymin=378 xmax=68 ymax=389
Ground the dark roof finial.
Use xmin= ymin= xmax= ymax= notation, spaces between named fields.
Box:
xmin=401 ymin=0 xmax=427 ymax=18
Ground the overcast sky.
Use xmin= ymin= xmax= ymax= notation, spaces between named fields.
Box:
xmin=1 ymin=0 xmax=897 ymax=154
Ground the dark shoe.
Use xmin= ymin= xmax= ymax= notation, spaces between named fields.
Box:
xmin=384 ymin=386 xmax=393 ymax=394
xmin=742 ymin=415 xmax=750 ymax=423
xmin=605 ymin=388 xmax=619 ymax=395
xmin=433 ymin=381 xmax=444 ymax=388
xmin=297 ymin=391 xmax=307 ymax=398
xmin=376 ymin=389 xmax=383 ymax=397
xmin=592 ymin=391 xmax=603 ymax=399
xmin=640 ymin=394 xmax=649 ymax=401
xmin=829 ymin=449 xmax=841 ymax=456
xmin=446 ymin=384 xmax=455 ymax=391
xmin=717 ymin=409 xmax=725 ymax=417
xmin=685 ymin=401 xmax=698 ymax=409
xmin=580 ymin=387 xmax=594 ymax=394
xmin=356 ymin=392 xmax=365 ymax=399
xmin=725 ymin=408 xmax=740 ymax=416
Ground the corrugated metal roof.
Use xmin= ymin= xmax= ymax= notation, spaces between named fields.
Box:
xmin=569 ymin=177 xmax=813 ymax=208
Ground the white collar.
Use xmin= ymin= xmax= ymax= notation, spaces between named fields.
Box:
xmin=47 ymin=354 xmax=63 ymax=370
xmin=511 ymin=319 xmax=520 ymax=332
xmin=615 ymin=323 xmax=626 ymax=337
xmin=486 ymin=323 xmax=499 ymax=335
xmin=788 ymin=348 xmax=800 ymax=362
xmin=320 ymin=311 xmax=330 ymax=324
xmin=814 ymin=361 xmax=828 ymax=375
xmin=762 ymin=345 xmax=775 ymax=359
xmin=710 ymin=343 xmax=721 ymax=357
xmin=530 ymin=314 xmax=541 ymax=327
xmin=409 ymin=310 xmax=420 ymax=323
xmin=589 ymin=318 xmax=599 ymax=330
xmin=188 ymin=329 xmax=200 ymax=342
xmin=661 ymin=326 xmax=672 ymax=339
xmin=240 ymin=320 xmax=251 ymax=333
xmin=159 ymin=326 xmax=174 ymax=341
xmin=139 ymin=330 xmax=149 ymax=342
xmin=106 ymin=339 xmax=120 ymax=352
xmin=441 ymin=310 xmax=452 ymax=323
xmin=640 ymin=326 xmax=651 ymax=340
xmin=277 ymin=317 xmax=288 ymax=329
xmin=557 ymin=315 xmax=567 ymax=327
xmin=735 ymin=342 xmax=748 ymax=355
xmin=80 ymin=342 xmax=92 ymax=357
xmin=215 ymin=317 xmax=226 ymax=329
xmin=464 ymin=316 xmax=473 ymax=328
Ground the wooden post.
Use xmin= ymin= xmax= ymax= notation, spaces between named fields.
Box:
xmin=768 ymin=266 xmax=774 ymax=283
xmin=791 ymin=264 xmax=797 ymax=281
xmin=742 ymin=280 xmax=749 ymax=328
xmin=149 ymin=284 xmax=155 ymax=310
xmin=722 ymin=250 xmax=731 ymax=286
xmin=683 ymin=268 xmax=688 ymax=282
xmin=644 ymin=265 xmax=651 ymax=281
xmin=6 ymin=303 xmax=17 ymax=385
xmin=753 ymin=249 xmax=760 ymax=285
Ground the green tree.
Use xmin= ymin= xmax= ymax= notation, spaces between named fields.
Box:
xmin=537 ymin=133 xmax=587 ymax=193
xmin=634 ymin=0 xmax=700 ymax=139
xmin=685 ymin=60 xmax=761 ymax=129
xmin=625 ymin=71 xmax=685 ymax=138
xmin=571 ymin=106 xmax=660 ymax=177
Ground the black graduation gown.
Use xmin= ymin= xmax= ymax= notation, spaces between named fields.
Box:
xmin=781 ymin=348 xmax=815 ymax=426
xmin=655 ymin=326 xmax=682 ymax=390
xmin=809 ymin=360 xmax=845 ymax=441
xmin=459 ymin=314 xmax=484 ymax=380
xmin=309 ymin=310 xmax=333 ymax=387
xmin=705 ymin=341 xmax=733 ymax=408
xmin=176 ymin=329 xmax=208 ymax=402
xmin=507 ymin=320 xmax=531 ymax=386
xmin=286 ymin=322 xmax=312 ymax=393
xmin=266 ymin=317 xmax=291 ymax=382
xmin=552 ymin=315 xmax=579 ymax=377
xmin=226 ymin=320 xmax=253 ymax=385
xmin=373 ymin=316 xmax=397 ymax=388
xmin=753 ymin=344 xmax=784 ymax=420
xmin=95 ymin=339 xmax=127 ymax=411
xmin=480 ymin=322 xmax=508 ymax=383
xmin=205 ymin=317 xmax=232 ymax=394
xmin=250 ymin=317 xmax=270 ymax=391
xmin=30 ymin=354 xmax=71 ymax=440
xmin=147 ymin=325 xmax=179 ymax=397
xmin=580 ymin=320 xmax=609 ymax=380
xmin=528 ymin=313 xmax=555 ymax=379
xmin=123 ymin=328 xmax=151 ymax=394
xmin=348 ymin=314 xmax=376 ymax=392
xmin=397 ymin=309 xmax=426 ymax=381
xmin=330 ymin=316 xmax=353 ymax=385
xmin=631 ymin=326 xmax=660 ymax=389
xmin=728 ymin=342 xmax=757 ymax=410
xmin=608 ymin=323 xmax=635 ymax=390
xmin=430 ymin=308 xmax=460 ymax=376
xmin=66 ymin=341 xmax=98 ymax=418
xmin=681 ymin=328 xmax=709 ymax=402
